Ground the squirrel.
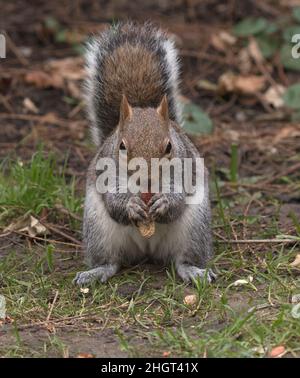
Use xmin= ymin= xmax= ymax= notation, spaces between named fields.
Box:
xmin=74 ymin=21 xmax=216 ymax=285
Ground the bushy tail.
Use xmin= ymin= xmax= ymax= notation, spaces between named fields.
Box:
xmin=84 ymin=21 xmax=181 ymax=145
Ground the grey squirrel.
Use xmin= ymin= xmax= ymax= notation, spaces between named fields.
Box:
xmin=74 ymin=21 xmax=215 ymax=285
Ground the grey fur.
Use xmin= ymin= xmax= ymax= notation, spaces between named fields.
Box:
xmin=76 ymin=22 xmax=215 ymax=285
xmin=84 ymin=21 xmax=182 ymax=146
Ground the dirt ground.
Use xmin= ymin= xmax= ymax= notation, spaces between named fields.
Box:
xmin=0 ymin=0 xmax=300 ymax=358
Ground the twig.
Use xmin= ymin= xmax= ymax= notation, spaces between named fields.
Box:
xmin=0 ymin=229 xmax=82 ymax=248
xmin=3 ymin=31 xmax=29 ymax=66
xmin=218 ymin=238 xmax=299 ymax=244
xmin=39 ymin=220 xmax=81 ymax=246
xmin=68 ymin=101 xmax=85 ymax=118
xmin=260 ymin=161 xmax=300 ymax=186
xmin=18 ymin=313 xmax=101 ymax=331
xmin=180 ymin=49 xmax=238 ymax=67
xmin=0 ymin=113 xmax=68 ymax=127
xmin=46 ymin=290 xmax=59 ymax=322
xmin=54 ymin=204 xmax=82 ymax=221
xmin=0 ymin=94 xmax=13 ymax=113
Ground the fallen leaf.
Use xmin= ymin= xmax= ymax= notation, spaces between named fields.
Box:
xmin=280 ymin=0 xmax=300 ymax=7
xmin=272 ymin=125 xmax=300 ymax=144
xmin=46 ymin=57 xmax=85 ymax=81
xmin=251 ymin=346 xmax=265 ymax=355
xmin=23 ymin=97 xmax=39 ymax=114
xmin=184 ymin=294 xmax=197 ymax=306
xmin=262 ymin=85 xmax=286 ymax=109
xmin=4 ymin=214 xmax=48 ymax=238
xmin=46 ymin=322 xmax=56 ymax=333
xmin=211 ymin=31 xmax=236 ymax=52
xmin=218 ymin=72 xmax=266 ymax=95
xmin=76 ymin=353 xmax=94 ymax=358
xmin=24 ymin=70 xmax=64 ymax=89
xmin=66 ymin=80 xmax=81 ymax=99
xmin=238 ymin=48 xmax=252 ymax=74
xmin=24 ymin=57 xmax=85 ymax=91
xmin=80 ymin=287 xmax=89 ymax=294
xmin=248 ymin=38 xmax=264 ymax=64
xmin=268 ymin=345 xmax=286 ymax=358
xmin=234 ymin=76 xmax=266 ymax=94
xmin=290 ymin=254 xmax=300 ymax=267
xmin=197 ymin=79 xmax=218 ymax=92
xmin=162 ymin=351 xmax=171 ymax=357
xmin=233 ymin=275 xmax=254 ymax=287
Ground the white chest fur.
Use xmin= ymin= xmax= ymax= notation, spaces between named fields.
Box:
xmin=85 ymin=186 xmax=202 ymax=263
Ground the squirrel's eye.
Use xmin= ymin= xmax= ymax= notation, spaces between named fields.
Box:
xmin=119 ymin=141 xmax=126 ymax=150
xmin=165 ymin=141 xmax=172 ymax=155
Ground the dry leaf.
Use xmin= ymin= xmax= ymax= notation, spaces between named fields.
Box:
xmin=211 ymin=30 xmax=236 ymax=51
xmin=280 ymin=0 xmax=300 ymax=7
xmin=66 ymin=80 xmax=81 ymax=99
xmin=24 ymin=57 xmax=85 ymax=91
xmin=63 ymin=30 xmax=86 ymax=44
xmin=76 ymin=353 xmax=94 ymax=358
xmin=184 ymin=294 xmax=197 ymax=306
xmin=268 ymin=345 xmax=286 ymax=358
xmin=251 ymin=346 xmax=265 ymax=355
xmin=23 ymin=97 xmax=39 ymax=114
xmin=233 ymin=275 xmax=254 ymax=287
xmin=218 ymin=72 xmax=266 ymax=95
xmin=80 ymin=287 xmax=89 ymax=294
xmin=290 ymin=254 xmax=300 ymax=267
xmin=262 ymin=85 xmax=286 ymax=109
xmin=46 ymin=57 xmax=85 ymax=81
xmin=46 ymin=322 xmax=56 ymax=333
xmin=248 ymin=38 xmax=264 ymax=64
xmin=238 ymin=48 xmax=252 ymax=74
xmin=197 ymin=79 xmax=218 ymax=92
xmin=272 ymin=125 xmax=300 ymax=145
xmin=24 ymin=71 xmax=64 ymax=89
xmin=234 ymin=76 xmax=266 ymax=94
xmin=4 ymin=214 xmax=48 ymax=237
xmin=162 ymin=351 xmax=171 ymax=357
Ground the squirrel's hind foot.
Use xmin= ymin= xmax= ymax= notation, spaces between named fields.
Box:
xmin=176 ymin=264 xmax=216 ymax=284
xmin=73 ymin=264 xmax=119 ymax=286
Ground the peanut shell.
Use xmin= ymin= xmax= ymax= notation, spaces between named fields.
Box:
xmin=137 ymin=221 xmax=155 ymax=238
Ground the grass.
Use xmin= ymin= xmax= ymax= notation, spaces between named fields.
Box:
xmin=0 ymin=152 xmax=300 ymax=358
xmin=0 ymin=148 xmax=82 ymax=222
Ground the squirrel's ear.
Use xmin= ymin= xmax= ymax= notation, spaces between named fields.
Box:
xmin=157 ymin=94 xmax=169 ymax=123
xmin=119 ymin=94 xmax=132 ymax=124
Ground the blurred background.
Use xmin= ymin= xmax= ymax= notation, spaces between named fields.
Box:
xmin=1 ymin=1 xmax=300 ymax=174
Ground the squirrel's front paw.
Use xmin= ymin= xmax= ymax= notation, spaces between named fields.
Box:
xmin=148 ymin=194 xmax=169 ymax=220
xmin=126 ymin=196 xmax=149 ymax=223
